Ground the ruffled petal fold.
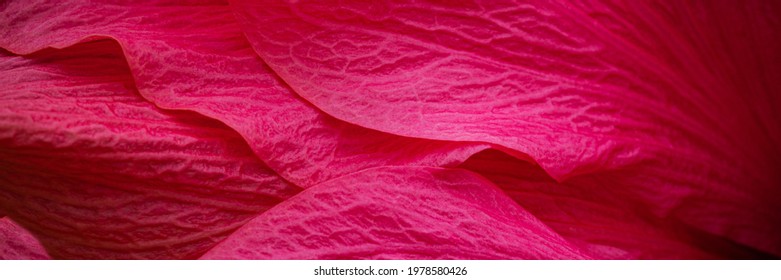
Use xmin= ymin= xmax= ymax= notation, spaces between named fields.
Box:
xmin=0 ymin=41 xmax=299 ymax=259
xmin=201 ymin=167 xmax=588 ymax=259
xmin=230 ymin=0 xmax=781 ymax=256
xmin=0 ymin=0 xmax=489 ymax=188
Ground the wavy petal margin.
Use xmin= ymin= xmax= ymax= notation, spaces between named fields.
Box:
xmin=0 ymin=41 xmax=299 ymax=259
xmin=231 ymin=0 xmax=781 ymax=256
xmin=0 ymin=0 xmax=489 ymax=188
xmin=460 ymin=149 xmax=772 ymax=259
xmin=1 ymin=0 xmax=779 ymax=259
xmin=201 ymin=167 xmax=588 ymax=259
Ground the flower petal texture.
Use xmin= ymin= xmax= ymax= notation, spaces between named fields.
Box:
xmin=231 ymin=0 xmax=781 ymax=256
xmin=201 ymin=167 xmax=588 ymax=259
xmin=0 ymin=0 xmax=779 ymax=260
xmin=460 ymin=149 xmax=771 ymax=259
xmin=0 ymin=41 xmax=299 ymax=259
xmin=0 ymin=217 xmax=50 ymax=259
xmin=0 ymin=0 xmax=489 ymax=188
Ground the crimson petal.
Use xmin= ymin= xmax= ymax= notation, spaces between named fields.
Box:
xmin=201 ymin=167 xmax=588 ymax=259
xmin=461 ymin=149 xmax=772 ymax=259
xmin=0 ymin=41 xmax=299 ymax=259
xmin=230 ymin=0 xmax=781 ymax=256
xmin=1 ymin=217 xmax=50 ymax=259
xmin=0 ymin=0 xmax=489 ymax=188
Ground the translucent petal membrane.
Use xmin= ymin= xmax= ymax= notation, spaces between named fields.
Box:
xmin=201 ymin=166 xmax=588 ymax=259
xmin=0 ymin=41 xmax=299 ymax=259
xmin=231 ymin=0 xmax=781 ymax=256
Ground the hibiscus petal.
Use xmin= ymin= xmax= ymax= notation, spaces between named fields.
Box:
xmin=231 ymin=0 xmax=781 ymax=256
xmin=0 ymin=40 xmax=299 ymax=259
xmin=201 ymin=166 xmax=588 ymax=259
xmin=460 ymin=149 xmax=772 ymax=259
xmin=0 ymin=0 xmax=489 ymax=188
xmin=1 ymin=217 xmax=50 ymax=259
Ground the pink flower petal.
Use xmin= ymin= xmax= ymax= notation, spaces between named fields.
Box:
xmin=461 ymin=149 xmax=771 ymax=259
xmin=231 ymin=0 xmax=781 ymax=256
xmin=0 ymin=0 xmax=489 ymax=188
xmin=2 ymin=0 xmax=779 ymax=260
xmin=201 ymin=166 xmax=588 ymax=259
xmin=0 ymin=40 xmax=299 ymax=259
xmin=1 ymin=217 xmax=50 ymax=259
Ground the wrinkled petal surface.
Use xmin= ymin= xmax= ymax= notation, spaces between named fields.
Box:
xmin=461 ymin=149 xmax=772 ymax=259
xmin=201 ymin=166 xmax=588 ymax=259
xmin=0 ymin=40 xmax=299 ymax=259
xmin=231 ymin=0 xmax=781 ymax=256
xmin=0 ymin=0 xmax=489 ymax=188
xmin=1 ymin=0 xmax=779 ymax=260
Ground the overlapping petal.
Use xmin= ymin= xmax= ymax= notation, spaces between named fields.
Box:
xmin=0 ymin=0 xmax=778 ymax=260
xmin=0 ymin=217 xmax=50 ymax=259
xmin=201 ymin=166 xmax=588 ymax=259
xmin=230 ymin=0 xmax=781 ymax=256
xmin=0 ymin=0 xmax=489 ymax=188
xmin=460 ymin=149 xmax=772 ymax=259
xmin=0 ymin=40 xmax=299 ymax=259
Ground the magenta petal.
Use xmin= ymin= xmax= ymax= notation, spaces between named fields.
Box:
xmin=2 ymin=0 xmax=779 ymax=260
xmin=0 ymin=0 xmax=489 ymax=188
xmin=201 ymin=167 xmax=588 ymax=259
xmin=461 ymin=150 xmax=771 ymax=259
xmin=1 ymin=217 xmax=50 ymax=260
xmin=0 ymin=41 xmax=299 ymax=259
xmin=230 ymin=0 xmax=781 ymax=256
